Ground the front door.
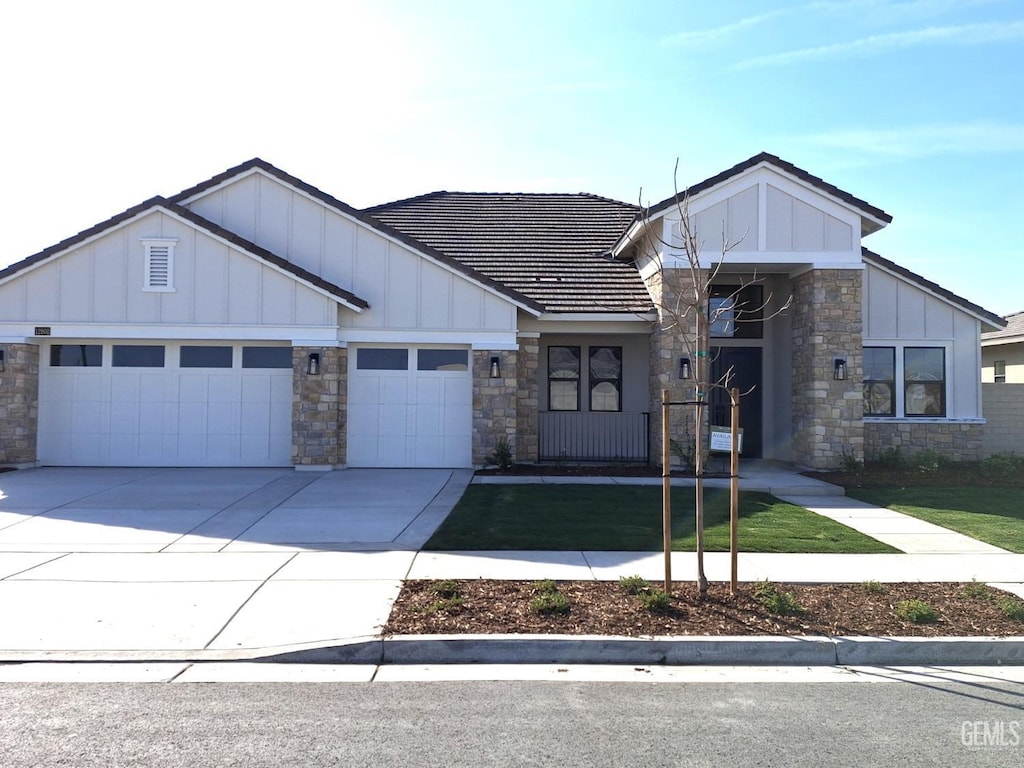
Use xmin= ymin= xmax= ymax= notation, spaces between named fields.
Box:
xmin=709 ymin=347 xmax=763 ymax=459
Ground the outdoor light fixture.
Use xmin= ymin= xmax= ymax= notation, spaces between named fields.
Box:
xmin=833 ymin=357 xmax=847 ymax=381
xmin=307 ymin=352 xmax=321 ymax=376
xmin=0 ymin=350 xmax=4 ymax=373
xmin=679 ymin=357 xmax=692 ymax=380
xmin=489 ymin=356 xmax=501 ymax=378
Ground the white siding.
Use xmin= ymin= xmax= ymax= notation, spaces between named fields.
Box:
xmin=765 ymin=185 xmax=853 ymax=252
xmin=184 ymin=171 xmax=519 ymax=333
xmin=0 ymin=210 xmax=338 ymax=331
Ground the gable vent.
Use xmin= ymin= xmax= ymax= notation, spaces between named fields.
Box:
xmin=142 ymin=239 xmax=177 ymax=292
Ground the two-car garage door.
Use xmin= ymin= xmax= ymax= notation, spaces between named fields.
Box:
xmin=38 ymin=341 xmax=292 ymax=467
xmin=37 ymin=341 xmax=474 ymax=468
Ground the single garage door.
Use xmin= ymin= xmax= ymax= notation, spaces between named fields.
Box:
xmin=38 ymin=342 xmax=292 ymax=467
xmin=347 ymin=345 xmax=472 ymax=467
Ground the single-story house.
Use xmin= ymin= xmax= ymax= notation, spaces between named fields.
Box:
xmin=982 ymin=311 xmax=1024 ymax=384
xmin=0 ymin=153 xmax=1006 ymax=470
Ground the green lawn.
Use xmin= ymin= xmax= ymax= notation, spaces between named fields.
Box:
xmin=848 ymin=487 xmax=1024 ymax=553
xmin=425 ymin=484 xmax=897 ymax=553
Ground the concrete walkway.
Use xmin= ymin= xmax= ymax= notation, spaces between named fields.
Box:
xmin=0 ymin=464 xmax=1020 ymax=663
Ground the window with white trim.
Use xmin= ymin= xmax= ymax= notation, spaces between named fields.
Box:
xmin=863 ymin=345 xmax=947 ymax=417
xmin=142 ymin=239 xmax=177 ymax=291
xmin=994 ymin=360 xmax=1006 ymax=384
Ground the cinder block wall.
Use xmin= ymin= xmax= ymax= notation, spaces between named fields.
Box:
xmin=982 ymin=383 xmax=1024 ymax=456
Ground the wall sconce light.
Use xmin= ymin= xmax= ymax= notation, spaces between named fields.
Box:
xmin=489 ymin=356 xmax=501 ymax=378
xmin=0 ymin=350 xmax=5 ymax=373
xmin=833 ymin=357 xmax=847 ymax=381
xmin=307 ymin=352 xmax=321 ymax=376
xmin=679 ymin=357 xmax=692 ymax=380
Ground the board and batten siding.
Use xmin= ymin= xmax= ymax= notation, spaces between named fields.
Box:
xmin=185 ymin=172 xmax=518 ymax=334
xmin=0 ymin=211 xmax=338 ymax=330
xmin=863 ymin=262 xmax=982 ymax=419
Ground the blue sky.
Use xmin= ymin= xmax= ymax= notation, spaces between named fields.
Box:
xmin=2 ymin=0 xmax=1021 ymax=315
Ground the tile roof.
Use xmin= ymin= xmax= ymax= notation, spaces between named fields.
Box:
xmin=862 ymin=248 xmax=1004 ymax=331
xmin=365 ymin=192 xmax=653 ymax=313
xmin=171 ymin=159 xmax=543 ymax=313
xmin=982 ymin=310 xmax=1024 ymax=342
xmin=642 ymin=152 xmax=893 ymax=227
xmin=0 ymin=196 xmax=370 ymax=310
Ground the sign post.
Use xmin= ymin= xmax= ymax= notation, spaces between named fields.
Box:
xmin=730 ymin=388 xmax=740 ymax=595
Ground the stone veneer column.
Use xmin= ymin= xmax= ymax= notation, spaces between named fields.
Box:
xmin=790 ymin=269 xmax=864 ymax=469
xmin=292 ymin=346 xmax=345 ymax=468
xmin=514 ymin=336 xmax=539 ymax=463
xmin=473 ymin=349 xmax=518 ymax=465
xmin=0 ymin=343 xmax=39 ymax=466
xmin=643 ymin=269 xmax=699 ymax=466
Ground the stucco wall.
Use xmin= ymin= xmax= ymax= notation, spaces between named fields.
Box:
xmin=981 ymin=383 xmax=1024 ymax=456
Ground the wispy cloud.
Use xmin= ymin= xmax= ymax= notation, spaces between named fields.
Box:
xmin=797 ymin=122 xmax=1024 ymax=157
xmin=660 ymin=7 xmax=801 ymax=47
xmin=732 ymin=20 xmax=1024 ymax=69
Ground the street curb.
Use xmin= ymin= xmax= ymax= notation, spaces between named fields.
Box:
xmin=2 ymin=636 xmax=1022 ymax=667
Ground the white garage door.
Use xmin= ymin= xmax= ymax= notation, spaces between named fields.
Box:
xmin=347 ymin=346 xmax=472 ymax=468
xmin=38 ymin=342 xmax=292 ymax=467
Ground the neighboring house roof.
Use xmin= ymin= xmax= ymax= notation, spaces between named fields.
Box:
xmin=0 ymin=196 xmax=370 ymax=311
xmin=862 ymin=248 xmax=1005 ymax=331
xmin=982 ymin=310 xmax=1024 ymax=344
xmin=170 ymin=158 xmax=544 ymax=314
xmin=365 ymin=192 xmax=652 ymax=313
xmin=641 ymin=151 xmax=892 ymax=228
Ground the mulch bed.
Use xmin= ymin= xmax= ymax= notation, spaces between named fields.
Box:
xmin=385 ymin=580 xmax=1024 ymax=638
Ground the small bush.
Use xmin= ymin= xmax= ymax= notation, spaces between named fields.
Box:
xmin=422 ymin=596 xmax=465 ymax=613
xmin=996 ymin=596 xmax=1024 ymax=622
xmin=876 ymin=446 xmax=905 ymax=469
xmin=980 ymin=453 xmax=1024 ymax=479
xmin=912 ymin=449 xmax=947 ymax=474
xmin=959 ymin=580 xmax=991 ymax=600
xmin=530 ymin=590 xmax=570 ymax=616
xmin=637 ymin=587 xmax=672 ymax=613
xmin=431 ymin=580 xmax=462 ymax=599
xmin=839 ymin=450 xmax=864 ymax=472
xmin=531 ymin=579 xmax=559 ymax=595
xmin=669 ymin=439 xmax=697 ymax=471
xmin=862 ymin=580 xmax=885 ymax=595
xmin=619 ymin=575 xmax=649 ymax=595
xmin=484 ymin=437 xmax=514 ymax=469
xmin=895 ymin=599 xmax=938 ymax=624
xmin=754 ymin=580 xmax=805 ymax=616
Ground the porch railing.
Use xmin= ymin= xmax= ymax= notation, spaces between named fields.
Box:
xmin=538 ymin=411 xmax=650 ymax=462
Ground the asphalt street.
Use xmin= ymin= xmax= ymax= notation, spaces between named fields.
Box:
xmin=0 ymin=675 xmax=1021 ymax=767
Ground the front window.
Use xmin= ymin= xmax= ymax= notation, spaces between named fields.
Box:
xmin=589 ymin=347 xmax=622 ymax=412
xmin=548 ymin=346 xmax=580 ymax=411
xmin=904 ymin=347 xmax=945 ymax=416
xmin=863 ymin=347 xmax=895 ymax=416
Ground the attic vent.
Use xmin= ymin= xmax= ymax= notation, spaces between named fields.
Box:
xmin=142 ymin=239 xmax=177 ymax=292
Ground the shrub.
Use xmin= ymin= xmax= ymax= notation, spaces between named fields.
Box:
xmin=530 ymin=590 xmax=570 ymax=616
xmin=484 ymin=437 xmax=514 ymax=469
xmin=912 ymin=449 xmax=947 ymax=474
xmin=895 ymin=599 xmax=938 ymax=624
xmin=431 ymin=580 xmax=462 ymax=599
xmin=531 ymin=579 xmax=558 ymax=595
xmin=959 ymin=580 xmax=991 ymax=600
xmin=668 ymin=439 xmax=696 ymax=472
xmin=422 ymin=596 xmax=465 ymax=613
xmin=862 ymin=580 xmax=885 ymax=595
xmin=996 ymin=595 xmax=1024 ymax=622
xmin=637 ymin=587 xmax=672 ymax=613
xmin=980 ymin=453 xmax=1024 ymax=480
xmin=876 ymin=446 xmax=904 ymax=469
xmin=619 ymin=575 xmax=649 ymax=595
xmin=754 ymin=580 xmax=805 ymax=616
xmin=839 ymin=450 xmax=864 ymax=472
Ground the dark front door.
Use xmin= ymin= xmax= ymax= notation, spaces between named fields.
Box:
xmin=709 ymin=347 xmax=763 ymax=459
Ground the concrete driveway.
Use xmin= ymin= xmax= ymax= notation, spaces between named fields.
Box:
xmin=0 ymin=467 xmax=471 ymax=657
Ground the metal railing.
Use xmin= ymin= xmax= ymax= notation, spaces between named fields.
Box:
xmin=538 ymin=411 xmax=650 ymax=462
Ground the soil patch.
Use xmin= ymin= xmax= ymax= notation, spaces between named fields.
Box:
xmin=386 ymin=580 xmax=1024 ymax=638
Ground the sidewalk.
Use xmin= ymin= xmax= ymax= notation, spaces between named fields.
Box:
xmin=0 ymin=465 xmax=1020 ymax=666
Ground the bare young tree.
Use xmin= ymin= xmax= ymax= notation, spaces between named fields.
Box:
xmin=636 ymin=162 xmax=791 ymax=598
